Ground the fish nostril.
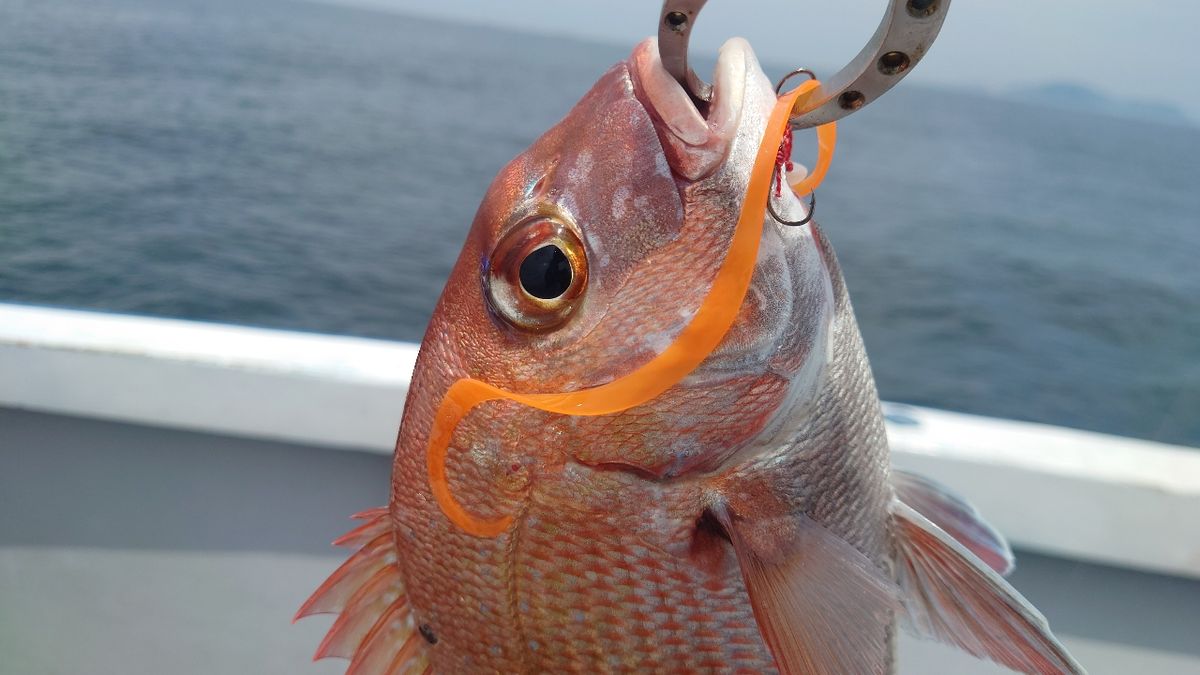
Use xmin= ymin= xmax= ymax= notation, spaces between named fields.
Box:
xmin=419 ymin=623 xmax=438 ymax=645
xmin=528 ymin=174 xmax=547 ymax=197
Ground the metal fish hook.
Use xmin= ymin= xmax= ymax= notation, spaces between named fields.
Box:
xmin=769 ymin=69 xmax=817 ymax=226
xmin=767 ymin=186 xmax=815 ymax=227
xmin=658 ymin=0 xmax=953 ymax=126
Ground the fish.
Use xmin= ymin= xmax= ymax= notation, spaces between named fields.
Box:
xmin=296 ymin=36 xmax=1085 ymax=675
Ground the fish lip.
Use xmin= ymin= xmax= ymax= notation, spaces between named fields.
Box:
xmin=629 ymin=37 xmax=750 ymax=179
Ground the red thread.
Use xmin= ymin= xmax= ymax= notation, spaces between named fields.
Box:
xmin=774 ymin=127 xmax=794 ymax=198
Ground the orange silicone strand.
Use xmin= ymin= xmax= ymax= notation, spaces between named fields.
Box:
xmin=427 ymin=80 xmax=835 ymax=537
xmin=788 ymin=118 xmax=837 ymax=197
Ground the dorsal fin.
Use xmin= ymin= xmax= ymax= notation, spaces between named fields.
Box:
xmin=295 ymin=508 xmax=431 ymax=674
xmin=892 ymin=502 xmax=1085 ymax=674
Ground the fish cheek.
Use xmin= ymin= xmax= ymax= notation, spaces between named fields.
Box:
xmin=565 ymin=372 xmax=790 ymax=477
xmin=443 ymin=401 xmax=565 ymax=521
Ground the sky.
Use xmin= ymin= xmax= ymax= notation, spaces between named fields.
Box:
xmin=320 ymin=0 xmax=1200 ymax=123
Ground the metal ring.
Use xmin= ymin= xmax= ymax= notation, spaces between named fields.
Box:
xmin=775 ymin=68 xmax=816 ymax=95
xmin=788 ymin=0 xmax=953 ymax=128
xmin=658 ymin=0 xmax=952 ymax=125
xmin=658 ymin=0 xmax=712 ymax=102
xmin=766 ymin=176 xmax=816 ymax=227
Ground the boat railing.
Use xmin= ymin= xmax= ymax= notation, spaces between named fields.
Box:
xmin=2 ymin=301 xmax=1197 ymax=582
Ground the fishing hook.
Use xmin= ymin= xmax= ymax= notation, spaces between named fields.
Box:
xmin=767 ymin=187 xmax=815 ymax=227
xmin=768 ymin=68 xmax=818 ymax=226
xmin=657 ymin=0 xmax=953 ymax=127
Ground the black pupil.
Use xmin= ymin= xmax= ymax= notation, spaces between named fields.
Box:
xmin=519 ymin=244 xmax=572 ymax=300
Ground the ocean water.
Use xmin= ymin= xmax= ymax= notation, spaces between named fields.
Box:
xmin=2 ymin=0 xmax=1198 ymax=448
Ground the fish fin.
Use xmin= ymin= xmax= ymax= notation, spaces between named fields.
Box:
xmin=295 ymin=530 xmax=395 ymax=619
xmin=892 ymin=501 xmax=1085 ymax=674
xmin=315 ymin=565 xmax=403 ymax=659
xmin=892 ymin=469 xmax=1014 ymax=575
xmin=296 ymin=508 xmax=431 ymax=673
xmin=717 ymin=507 xmax=901 ymax=675
xmin=351 ymin=507 xmax=389 ymax=521
xmin=334 ymin=514 xmax=394 ymax=549
xmin=345 ymin=599 xmax=429 ymax=675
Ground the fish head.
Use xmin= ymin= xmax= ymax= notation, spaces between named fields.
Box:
xmin=411 ymin=37 xmax=835 ymax=487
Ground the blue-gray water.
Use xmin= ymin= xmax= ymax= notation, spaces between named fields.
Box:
xmin=2 ymin=0 xmax=1198 ymax=448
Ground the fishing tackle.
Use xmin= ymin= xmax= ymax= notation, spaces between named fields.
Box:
xmin=657 ymin=0 xmax=953 ymax=126
xmin=769 ymin=68 xmax=818 ymax=227
xmin=660 ymin=0 xmax=951 ymax=225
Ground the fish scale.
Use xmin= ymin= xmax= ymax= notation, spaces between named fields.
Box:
xmin=513 ymin=468 xmax=776 ymax=672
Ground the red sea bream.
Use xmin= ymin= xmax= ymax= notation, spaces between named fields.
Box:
xmin=298 ymin=37 xmax=1084 ymax=675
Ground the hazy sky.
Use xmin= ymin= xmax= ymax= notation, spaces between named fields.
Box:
xmin=325 ymin=0 xmax=1199 ymax=122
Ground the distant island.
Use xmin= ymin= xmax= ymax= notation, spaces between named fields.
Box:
xmin=1008 ymin=82 xmax=1195 ymax=128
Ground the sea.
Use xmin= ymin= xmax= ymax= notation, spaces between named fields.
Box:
xmin=2 ymin=0 xmax=1198 ymax=448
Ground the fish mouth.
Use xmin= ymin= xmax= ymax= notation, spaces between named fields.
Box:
xmin=630 ymin=37 xmax=754 ymax=180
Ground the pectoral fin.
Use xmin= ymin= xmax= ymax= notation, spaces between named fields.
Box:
xmin=295 ymin=509 xmax=431 ymax=674
xmin=716 ymin=507 xmax=900 ymax=675
xmin=892 ymin=502 xmax=1085 ymax=674
xmin=892 ymin=469 xmax=1014 ymax=575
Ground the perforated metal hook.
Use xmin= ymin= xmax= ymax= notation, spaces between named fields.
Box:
xmin=657 ymin=0 xmax=952 ymax=125
xmin=657 ymin=0 xmax=712 ymax=103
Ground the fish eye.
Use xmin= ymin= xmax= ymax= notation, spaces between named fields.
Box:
xmin=519 ymin=245 xmax=572 ymax=300
xmin=486 ymin=216 xmax=587 ymax=331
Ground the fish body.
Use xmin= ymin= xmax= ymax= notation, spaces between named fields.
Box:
xmin=299 ymin=38 xmax=1084 ymax=675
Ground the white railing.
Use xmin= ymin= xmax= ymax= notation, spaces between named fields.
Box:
xmin=0 ymin=302 xmax=417 ymax=452
xmin=2 ymin=302 xmax=1198 ymax=581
